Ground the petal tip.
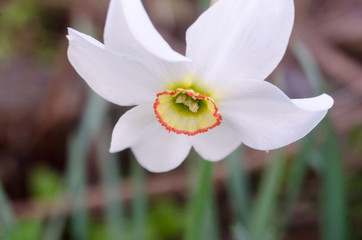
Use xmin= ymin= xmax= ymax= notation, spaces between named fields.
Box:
xmin=66 ymin=28 xmax=78 ymax=42
xmin=109 ymin=146 xmax=118 ymax=153
xmin=109 ymin=138 xmax=122 ymax=153
xmin=321 ymin=93 xmax=334 ymax=109
xmin=292 ymin=93 xmax=334 ymax=111
xmin=67 ymin=27 xmax=76 ymax=36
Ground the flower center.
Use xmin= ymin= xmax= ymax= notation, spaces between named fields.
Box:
xmin=154 ymin=88 xmax=222 ymax=136
xmin=175 ymin=93 xmax=200 ymax=113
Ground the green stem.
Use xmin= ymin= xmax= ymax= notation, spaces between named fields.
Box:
xmin=131 ymin=156 xmax=147 ymax=240
xmin=277 ymin=137 xmax=310 ymax=239
xmin=0 ymin=182 xmax=16 ymax=238
xmin=185 ymin=160 xmax=214 ymax=240
xmin=97 ymin=119 xmax=124 ymax=240
xmin=227 ymin=148 xmax=250 ymax=225
xmin=250 ymin=151 xmax=286 ymax=240
xmin=320 ymin=120 xmax=348 ymax=240
xmin=66 ymin=92 xmax=108 ymax=240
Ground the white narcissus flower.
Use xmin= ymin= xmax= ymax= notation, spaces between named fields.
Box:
xmin=67 ymin=0 xmax=333 ymax=172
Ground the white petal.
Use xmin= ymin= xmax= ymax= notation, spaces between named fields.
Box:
xmin=292 ymin=94 xmax=334 ymax=111
xmin=132 ymin=125 xmax=192 ymax=173
xmin=67 ymin=28 xmax=162 ymax=106
xmin=186 ymin=0 xmax=294 ymax=84
xmin=110 ymin=103 xmax=192 ymax=172
xmin=191 ymin=121 xmax=242 ymax=161
xmin=104 ymin=0 xmax=188 ymax=62
xmin=219 ymin=79 xmax=333 ymax=150
xmin=110 ymin=104 xmax=156 ymax=152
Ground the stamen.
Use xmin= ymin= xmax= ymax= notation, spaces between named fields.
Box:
xmin=175 ymin=93 xmax=200 ymax=113
xmin=189 ymin=101 xmax=199 ymax=113
xmin=176 ymin=94 xmax=186 ymax=104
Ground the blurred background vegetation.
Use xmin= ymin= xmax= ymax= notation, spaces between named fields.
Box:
xmin=0 ymin=0 xmax=362 ymax=239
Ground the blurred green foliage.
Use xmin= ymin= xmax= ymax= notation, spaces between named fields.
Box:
xmin=0 ymin=0 xmax=66 ymax=61
xmin=88 ymin=198 xmax=184 ymax=240
xmin=7 ymin=219 xmax=43 ymax=240
xmin=89 ymin=220 xmax=112 ymax=240
xmin=0 ymin=0 xmax=36 ymax=58
xmin=29 ymin=166 xmax=63 ymax=202
xmin=348 ymin=126 xmax=362 ymax=156
xmin=147 ymin=199 xmax=185 ymax=239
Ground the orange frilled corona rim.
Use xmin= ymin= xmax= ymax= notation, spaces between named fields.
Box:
xmin=153 ymin=89 xmax=222 ymax=136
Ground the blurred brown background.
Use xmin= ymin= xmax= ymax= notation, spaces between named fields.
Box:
xmin=0 ymin=0 xmax=362 ymax=239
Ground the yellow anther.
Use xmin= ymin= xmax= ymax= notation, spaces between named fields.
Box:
xmin=176 ymin=94 xmax=187 ymax=103
xmin=189 ymin=102 xmax=199 ymax=113
xmin=175 ymin=93 xmax=199 ymax=113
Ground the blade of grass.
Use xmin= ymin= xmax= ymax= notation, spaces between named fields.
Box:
xmin=277 ymin=136 xmax=311 ymax=238
xmin=67 ymin=136 xmax=88 ymax=240
xmin=185 ymin=160 xmax=214 ymax=240
xmin=66 ymin=91 xmax=108 ymax=240
xmin=131 ymin=154 xmax=147 ymax=240
xmin=233 ymin=224 xmax=250 ymax=240
xmin=249 ymin=151 xmax=286 ymax=240
xmin=201 ymin=184 xmax=220 ymax=240
xmin=199 ymin=0 xmax=210 ymax=11
xmin=292 ymin=40 xmax=348 ymax=240
xmin=227 ymin=147 xmax=250 ymax=225
xmin=97 ymin=118 xmax=124 ymax=240
xmin=41 ymin=204 xmax=66 ymax=240
xmin=320 ymin=120 xmax=348 ymax=240
xmin=0 ymin=182 xmax=16 ymax=238
xmin=291 ymin=41 xmax=324 ymax=95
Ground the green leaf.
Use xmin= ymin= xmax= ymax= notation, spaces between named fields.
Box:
xmin=249 ymin=151 xmax=286 ymax=240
